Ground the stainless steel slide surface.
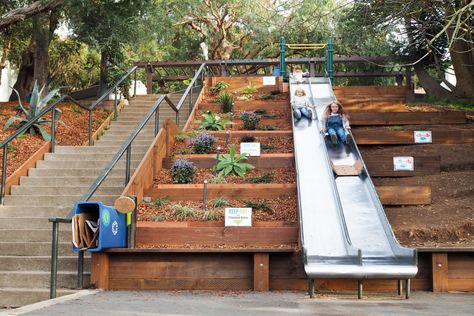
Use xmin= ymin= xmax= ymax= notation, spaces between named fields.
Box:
xmin=291 ymin=78 xmax=417 ymax=279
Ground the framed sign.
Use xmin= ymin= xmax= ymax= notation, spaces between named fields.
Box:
xmin=414 ymin=131 xmax=432 ymax=143
xmin=225 ymin=208 xmax=252 ymax=227
xmin=393 ymin=156 xmax=414 ymax=171
xmin=262 ymin=76 xmax=276 ymax=85
xmin=240 ymin=142 xmax=261 ymax=156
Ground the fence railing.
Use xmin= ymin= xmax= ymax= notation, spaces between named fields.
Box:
xmin=48 ymin=63 xmax=206 ymax=299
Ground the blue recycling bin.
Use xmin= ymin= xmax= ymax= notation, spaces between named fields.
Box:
xmin=72 ymin=201 xmax=126 ymax=252
xmin=273 ymin=67 xmax=281 ymax=76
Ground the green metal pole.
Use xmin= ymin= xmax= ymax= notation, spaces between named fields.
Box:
xmin=327 ymin=37 xmax=334 ymax=83
xmin=279 ymin=36 xmax=286 ymax=81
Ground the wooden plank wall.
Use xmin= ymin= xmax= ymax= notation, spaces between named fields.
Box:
xmin=210 ymin=76 xmax=281 ymax=94
xmin=354 ymin=128 xmax=474 ymax=145
xmin=333 ymin=85 xmax=408 ymax=98
xmin=350 ymin=111 xmax=466 ymax=126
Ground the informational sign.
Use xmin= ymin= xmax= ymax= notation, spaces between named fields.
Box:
xmin=240 ymin=142 xmax=261 ymax=156
xmin=414 ymin=131 xmax=432 ymax=143
xmin=225 ymin=208 xmax=252 ymax=227
xmin=393 ymin=156 xmax=415 ymax=171
xmin=262 ymin=76 xmax=276 ymax=85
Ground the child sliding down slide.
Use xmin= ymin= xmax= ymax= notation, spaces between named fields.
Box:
xmin=292 ymin=88 xmax=314 ymax=121
xmin=320 ymin=101 xmax=351 ymax=145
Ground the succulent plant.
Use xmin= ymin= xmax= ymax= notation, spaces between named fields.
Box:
xmin=196 ymin=111 xmax=232 ymax=131
xmin=216 ymin=144 xmax=254 ymax=177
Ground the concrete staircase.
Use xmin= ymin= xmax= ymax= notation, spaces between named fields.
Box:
xmin=0 ymin=91 xmax=198 ymax=307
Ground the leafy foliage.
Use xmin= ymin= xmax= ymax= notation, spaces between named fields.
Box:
xmin=190 ymin=132 xmax=216 ymax=154
xmin=170 ymin=158 xmax=196 ymax=184
xmin=212 ymin=197 xmax=229 ymax=208
xmin=239 ymin=111 xmax=260 ymax=130
xmin=242 ymin=84 xmax=258 ymax=94
xmin=240 ymin=134 xmax=256 ymax=143
xmin=249 ymin=172 xmax=274 ymax=183
xmin=260 ymin=94 xmax=274 ymax=100
xmin=209 ymin=174 xmax=227 ymax=184
xmin=151 ymin=214 xmax=165 ymax=222
xmin=210 ymin=81 xmax=229 ymax=93
xmin=5 ymin=81 xmax=61 ymax=141
xmin=218 ymin=91 xmax=233 ymax=113
xmin=216 ymin=144 xmax=254 ymax=177
xmin=196 ymin=111 xmax=232 ymax=131
xmin=152 ymin=197 xmax=171 ymax=207
xmin=202 ymin=209 xmax=219 ymax=221
xmin=172 ymin=203 xmax=196 ymax=220
xmin=243 ymin=200 xmax=272 ymax=212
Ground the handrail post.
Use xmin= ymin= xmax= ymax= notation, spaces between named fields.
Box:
xmin=133 ymin=68 xmax=138 ymax=97
xmin=175 ymin=110 xmax=180 ymax=126
xmin=125 ymin=145 xmax=131 ymax=185
xmin=49 ymin=220 xmax=59 ymax=299
xmin=154 ymin=107 xmax=159 ymax=136
xmin=88 ymin=110 xmax=93 ymax=146
xmin=189 ymin=80 xmax=193 ymax=115
xmin=0 ymin=146 xmax=7 ymax=205
xmin=114 ymin=87 xmax=118 ymax=119
xmin=51 ymin=105 xmax=56 ymax=153
xmin=77 ymin=251 xmax=84 ymax=289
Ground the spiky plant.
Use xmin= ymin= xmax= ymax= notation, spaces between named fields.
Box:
xmin=5 ymin=81 xmax=61 ymax=141
xmin=216 ymin=144 xmax=255 ymax=177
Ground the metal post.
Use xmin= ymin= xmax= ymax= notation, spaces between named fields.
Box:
xmin=88 ymin=110 xmax=93 ymax=146
xmin=308 ymin=278 xmax=315 ymax=298
xmin=398 ymin=280 xmax=403 ymax=296
xmin=327 ymin=37 xmax=334 ymax=83
xmin=357 ymin=280 xmax=363 ymax=299
xmin=77 ymin=251 xmax=84 ymax=289
xmin=405 ymin=279 xmax=411 ymax=299
xmin=203 ymin=180 xmax=207 ymax=211
xmin=51 ymin=106 xmax=56 ymax=153
xmin=114 ymin=87 xmax=118 ymax=119
xmin=50 ymin=221 xmax=59 ymax=299
xmin=176 ymin=110 xmax=180 ymax=126
xmin=309 ymin=60 xmax=316 ymax=77
xmin=189 ymin=83 xmax=194 ymax=115
xmin=214 ymin=147 xmax=221 ymax=176
xmin=225 ymin=130 xmax=230 ymax=147
xmin=154 ymin=108 xmax=159 ymax=136
xmin=130 ymin=197 xmax=137 ymax=248
xmin=279 ymin=36 xmax=286 ymax=81
xmin=1 ymin=146 xmax=7 ymax=204
xmin=125 ymin=145 xmax=131 ymax=185
xmin=133 ymin=68 xmax=138 ymax=97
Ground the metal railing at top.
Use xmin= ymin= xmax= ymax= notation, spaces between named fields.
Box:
xmin=48 ymin=63 xmax=206 ymax=299
xmin=0 ymin=95 xmax=89 ymax=204
xmin=87 ymin=66 xmax=139 ymax=146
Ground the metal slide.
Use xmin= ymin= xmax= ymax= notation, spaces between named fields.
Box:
xmin=290 ymin=78 xmax=417 ymax=286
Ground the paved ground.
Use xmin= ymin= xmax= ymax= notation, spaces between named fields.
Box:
xmin=2 ymin=290 xmax=473 ymax=316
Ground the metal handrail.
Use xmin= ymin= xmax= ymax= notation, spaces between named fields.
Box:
xmin=48 ymin=63 xmax=206 ymax=299
xmin=0 ymin=95 xmax=89 ymax=204
xmin=87 ymin=66 xmax=139 ymax=145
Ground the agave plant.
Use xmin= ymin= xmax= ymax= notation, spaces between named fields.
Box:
xmin=5 ymin=81 xmax=61 ymax=141
xmin=196 ymin=111 xmax=232 ymax=131
xmin=216 ymin=144 xmax=255 ymax=177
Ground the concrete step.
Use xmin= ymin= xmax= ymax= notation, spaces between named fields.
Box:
xmin=94 ymin=140 xmax=153 ymax=147
xmin=0 ymin=229 xmax=70 ymax=242
xmin=0 ymin=256 xmax=90 ymax=272
xmin=0 ymin=271 xmax=90 ymax=289
xmin=10 ymin=185 xmax=123 ymax=196
xmin=0 ymin=218 xmax=73 ymax=230
xmin=36 ymin=159 xmax=141 ymax=169
xmin=3 ymin=195 xmax=117 ymax=206
xmin=20 ymin=175 xmax=124 ymax=186
xmin=0 ymin=206 xmax=70 ymax=218
xmin=0 ymin=287 xmax=77 ymax=308
xmin=43 ymin=151 xmax=147 ymax=161
xmin=0 ymin=242 xmax=72 ymax=256
xmin=28 ymin=168 xmax=126 ymax=177
xmin=54 ymin=145 xmax=150 ymax=154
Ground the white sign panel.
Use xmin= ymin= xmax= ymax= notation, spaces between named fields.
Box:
xmin=414 ymin=131 xmax=432 ymax=143
xmin=262 ymin=76 xmax=276 ymax=85
xmin=393 ymin=156 xmax=414 ymax=171
xmin=225 ymin=208 xmax=252 ymax=227
xmin=240 ymin=142 xmax=261 ymax=157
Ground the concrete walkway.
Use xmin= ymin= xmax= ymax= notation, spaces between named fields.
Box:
xmin=3 ymin=291 xmax=473 ymax=315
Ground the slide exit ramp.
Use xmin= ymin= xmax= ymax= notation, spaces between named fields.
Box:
xmin=290 ymin=78 xmax=417 ymax=292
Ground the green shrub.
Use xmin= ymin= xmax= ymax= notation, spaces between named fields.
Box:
xmin=240 ymin=134 xmax=256 ymax=142
xmin=151 ymin=214 xmax=165 ymax=222
xmin=152 ymin=197 xmax=170 ymax=207
xmin=236 ymin=95 xmax=251 ymax=101
xmin=218 ymin=91 xmax=233 ymax=113
xmin=196 ymin=111 xmax=232 ymax=131
xmin=270 ymin=90 xmax=280 ymax=95
xmin=170 ymin=158 xmax=196 ymax=184
xmin=172 ymin=204 xmax=196 ymax=219
xmin=172 ymin=149 xmax=193 ymax=155
xmin=254 ymin=109 xmax=267 ymax=115
xmin=190 ymin=132 xmax=216 ymax=154
xmin=212 ymin=197 xmax=229 ymax=208
xmin=72 ymin=104 xmax=83 ymax=114
xmin=260 ymin=143 xmax=273 ymax=150
xmin=260 ymin=94 xmax=275 ymax=100
xmin=202 ymin=209 xmax=219 ymax=221
xmin=249 ymin=172 xmax=274 ymax=183
xmin=6 ymin=144 xmax=16 ymax=152
xmin=242 ymin=83 xmax=258 ymax=94
xmin=209 ymin=174 xmax=227 ymax=184
xmin=216 ymin=144 xmax=254 ymax=177
xmin=259 ymin=125 xmax=276 ymax=130
xmin=243 ymin=200 xmax=272 ymax=212
xmin=210 ymin=81 xmax=229 ymax=94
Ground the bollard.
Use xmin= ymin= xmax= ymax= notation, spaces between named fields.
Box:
xmin=203 ymin=180 xmax=208 ymax=211
xmin=225 ymin=130 xmax=230 ymax=146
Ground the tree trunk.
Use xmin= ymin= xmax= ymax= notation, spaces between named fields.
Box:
xmin=448 ymin=35 xmax=474 ymax=100
xmin=98 ymin=50 xmax=110 ymax=96
xmin=32 ymin=14 xmax=49 ymax=89
xmin=414 ymin=63 xmax=454 ymax=99
xmin=10 ymin=40 xmax=35 ymax=101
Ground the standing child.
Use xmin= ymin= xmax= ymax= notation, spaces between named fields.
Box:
xmin=289 ymin=66 xmax=308 ymax=84
xmin=320 ymin=101 xmax=351 ymax=145
xmin=292 ymin=88 xmax=312 ymax=121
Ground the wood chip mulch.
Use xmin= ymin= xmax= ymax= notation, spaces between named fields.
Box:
xmin=138 ymin=196 xmax=297 ymax=222
xmin=153 ymin=167 xmax=296 ymax=185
